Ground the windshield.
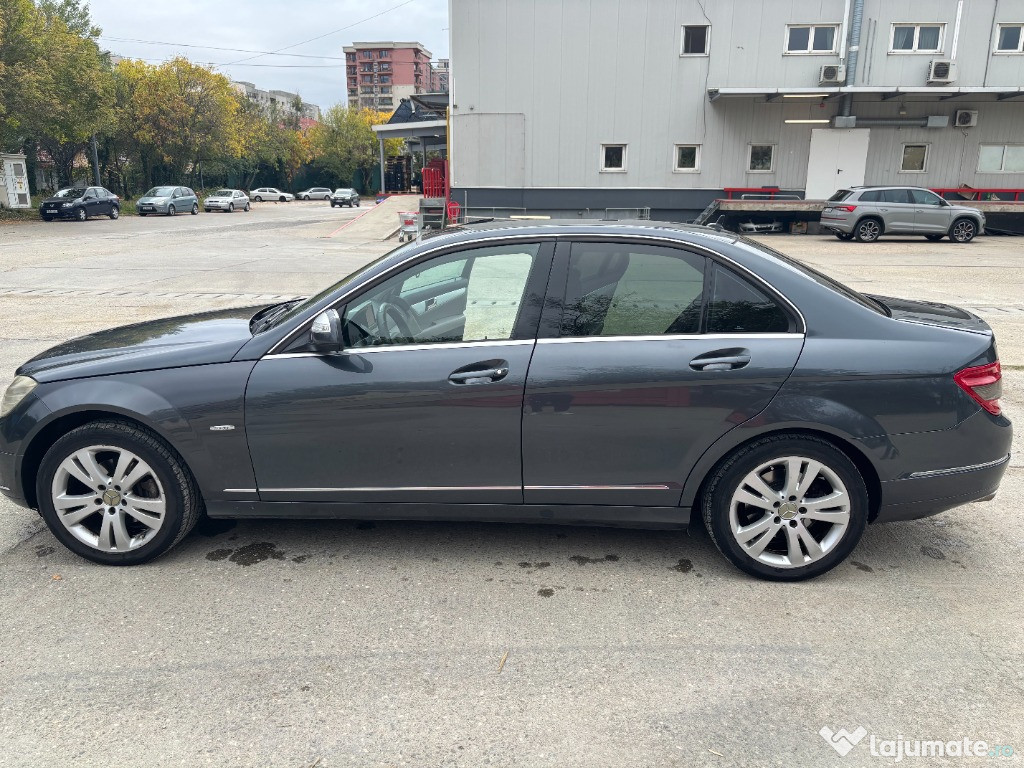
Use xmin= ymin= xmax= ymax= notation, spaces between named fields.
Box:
xmin=55 ymin=188 xmax=87 ymax=198
xmin=256 ymin=245 xmax=410 ymax=333
xmin=335 ymin=189 xmax=355 ymax=194
xmin=214 ymin=189 xmax=233 ymax=196
xmin=145 ymin=187 xmax=176 ymax=197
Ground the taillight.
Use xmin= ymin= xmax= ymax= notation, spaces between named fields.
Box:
xmin=835 ymin=205 xmax=857 ymax=212
xmin=954 ymin=361 xmax=1002 ymax=415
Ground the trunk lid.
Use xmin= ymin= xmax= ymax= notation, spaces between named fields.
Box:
xmin=867 ymin=295 xmax=992 ymax=335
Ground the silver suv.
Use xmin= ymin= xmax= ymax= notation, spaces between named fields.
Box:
xmin=821 ymin=186 xmax=985 ymax=243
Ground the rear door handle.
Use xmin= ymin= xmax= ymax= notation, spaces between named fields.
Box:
xmin=690 ymin=348 xmax=751 ymax=371
xmin=448 ymin=359 xmax=510 ymax=384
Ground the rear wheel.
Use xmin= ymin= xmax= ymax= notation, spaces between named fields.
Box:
xmin=949 ymin=218 xmax=977 ymax=243
xmin=854 ymin=218 xmax=881 ymax=242
xmin=703 ymin=435 xmax=868 ymax=581
xmin=37 ymin=420 xmax=202 ymax=566
xmin=254 ymin=195 xmax=263 ymax=202
xmin=244 ymin=202 xmax=250 ymax=212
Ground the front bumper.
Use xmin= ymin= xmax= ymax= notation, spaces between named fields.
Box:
xmin=136 ymin=201 xmax=170 ymax=214
xmin=39 ymin=206 xmax=78 ymax=219
xmin=205 ymin=200 xmax=233 ymax=210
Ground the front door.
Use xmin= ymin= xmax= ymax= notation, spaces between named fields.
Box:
xmin=805 ymin=129 xmax=871 ymax=199
xmin=522 ymin=241 xmax=804 ymax=507
xmin=909 ymin=188 xmax=953 ymax=233
xmin=244 ymin=241 xmax=553 ymax=504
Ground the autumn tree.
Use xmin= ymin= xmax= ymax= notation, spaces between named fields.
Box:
xmin=311 ymin=106 xmax=401 ymax=192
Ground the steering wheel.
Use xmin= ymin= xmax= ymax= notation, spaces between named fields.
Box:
xmin=376 ymin=300 xmax=416 ymax=343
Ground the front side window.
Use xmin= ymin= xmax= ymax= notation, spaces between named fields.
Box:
xmin=674 ymin=144 xmax=700 ymax=172
xmin=978 ymin=144 xmax=1024 ymax=173
xmin=891 ymin=24 xmax=943 ymax=52
xmin=786 ymin=25 xmax=838 ymax=53
xmin=748 ymin=144 xmax=775 ymax=172
xmin=901 ymin=144 xmax=928 ymax=172
xmin=601 ymin=144 xmax=626 ymax=172
xmin=681 ymin=25 xmax=710 ymax=55
xmin=909 ymin=189 xmax=943 ymax=206
xmin=996 ymin=24 xmax=1024 ymax=52
xmin=343 ymin=244 xmax=540 ymax=348
xmin=559 ymin=244 xmax=705 ymax=338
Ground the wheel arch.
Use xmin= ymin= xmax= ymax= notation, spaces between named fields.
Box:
xmin=855 ymin=214 xmax=884 ymax=233
xmin=684 ymin=426 xmax=882 ymax=527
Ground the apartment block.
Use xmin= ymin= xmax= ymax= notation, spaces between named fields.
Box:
xmin=344 ymin=41 xmax=443 ymax=111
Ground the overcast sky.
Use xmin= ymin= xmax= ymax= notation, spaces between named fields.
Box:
xmin=89 ymin=0 xmax=450 ymax=110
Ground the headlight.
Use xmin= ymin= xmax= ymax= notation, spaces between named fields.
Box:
xmin=0 ymin=376 xmax=37 ymax=417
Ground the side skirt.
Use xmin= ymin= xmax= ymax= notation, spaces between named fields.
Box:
xmin=206 ymin=500 xmax=691 ymax=529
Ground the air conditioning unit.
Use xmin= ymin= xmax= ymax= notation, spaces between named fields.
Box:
xmin=955 ymin=109 xmax=979 ymax=127
xmin=927 ymin=59 xmax=957 ymax=84
xmin=819 ymin=64 xmax=846 ymax=85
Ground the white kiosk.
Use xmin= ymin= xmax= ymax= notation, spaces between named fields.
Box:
xmin=0 ymin=153 xmax=32 ymax=209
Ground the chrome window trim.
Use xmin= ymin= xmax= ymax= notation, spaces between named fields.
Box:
xmin=907 ymin=455 xmax=1009 ymax=479
xmin=264 ymin=229 xmax=808 ymax=357
xmin=266 ymin=339 xmax=534 ymax=360
xmin=538 ymin=333 xmax=803 ymax=345
xmin=260 ymin=486 xmax=523 ymax=493
xmin=525 ymin=484 xmax=676 ymax=490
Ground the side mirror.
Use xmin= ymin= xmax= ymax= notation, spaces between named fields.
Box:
xmin=310 ymin=309 xmax=342 ymax=353
xmin=939 ymin=198 xmax=949 ymax=207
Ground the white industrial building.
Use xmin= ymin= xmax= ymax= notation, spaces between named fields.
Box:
xmin=449 ymin=0 xmax=1024 ymax=219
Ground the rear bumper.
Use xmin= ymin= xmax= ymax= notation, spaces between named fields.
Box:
xmin=819 ymin=214 xmax=855 ymax=233
xmin=875 ymin=454 xmax=1010 ymax=521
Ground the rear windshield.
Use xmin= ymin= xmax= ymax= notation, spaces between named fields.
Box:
xmin=739 ymin=238 xmax=888 ymax=316
xmin=827 ymin=189 xmax=852 ymax=202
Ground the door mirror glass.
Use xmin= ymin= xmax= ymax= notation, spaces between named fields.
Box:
xmin=310 ymin=309 xmax=342 ymax=352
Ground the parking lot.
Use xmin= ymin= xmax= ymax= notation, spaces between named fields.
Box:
xmin=1 ymin=207 xmax=1021 ymax=767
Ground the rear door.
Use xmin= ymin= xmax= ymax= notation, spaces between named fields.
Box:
xmin=909 ymin=188 xmax=953 ymax=233
xmin=521 ymin=240 xmax=805 ymax=507
xmin=879 ymin=188 xmax=916 ymax=232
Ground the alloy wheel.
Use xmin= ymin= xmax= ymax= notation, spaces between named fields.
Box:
xmin=728 ymin=456 xmax=851 ymax=569
xmin=50 ymin=445 xmax=167 ymax=553
xmin=856 ymin=220 xmax=880 ymax=242
xmin=951 ymin=220 xmax=976 ymax=243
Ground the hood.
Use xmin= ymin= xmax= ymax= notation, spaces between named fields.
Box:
xmin=137 ymin=196 xmax=170 ymax=203
xmin=205 ymin=195 xmax=231 ymax=201
xmin=18 ymin=306 xmax=264 ymax=383
xmin=867 ymin=295 xmax=992 ymax=335
xmin=42 ymin=194 xmax=82 ymax=204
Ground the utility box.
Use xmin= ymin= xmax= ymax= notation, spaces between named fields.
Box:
xmin=0 ymin=153 xmax=32 ymax=209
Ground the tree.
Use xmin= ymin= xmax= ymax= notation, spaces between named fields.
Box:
xmin=36 ymin=0 xmax=99 ymax=38
xmin=0 ymin=0 xmax=49 ymax=151
xmin=312 ymin=105 xmax=401 ymax=192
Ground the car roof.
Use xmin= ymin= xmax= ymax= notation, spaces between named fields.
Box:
xmin=848 ymin=185 xmax=936 ymax=191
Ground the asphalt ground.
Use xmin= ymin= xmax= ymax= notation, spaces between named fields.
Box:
xmin=0 ymin=210 xmax=1021 ymax=767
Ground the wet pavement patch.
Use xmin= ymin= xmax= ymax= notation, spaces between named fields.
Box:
xmin=206 ymin=542 xmax=287 ymax=566
xmin=569 ymin=554 xmax=619 ymax=566
xmin=537 ymin=588 xmax=555 ymax=598
xmin=206 ymin=548 xmax=232 ymax=561
xmin=671 ymin=558 xmax=693 ymax=573
xmin=851 ymin=561 xmax=874 ymax=573
xmin=921 ymin=545 xmax=946 ymax=560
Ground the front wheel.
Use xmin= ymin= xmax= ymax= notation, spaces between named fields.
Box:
xmin=191 ymin=203 xmax=199 ymax=215
xmin=228 ymin=203 xmax=234 ymax=213
xmin=109 ymin=207 xmax=120 ymax=220
xmin=168 ymin=205 xmax=176 ymax=217
xmin=949 ymin=218 xmax=977 ymax=243
xmin=702 ymin=435 xmax=868 ymax=581
xmin=76 ymin=208 xmax=87 ymax=222
xmin=36 ymin=420 xmax=203 ymax=566
xmin=279 ymin=196 xmax=287 ymax=202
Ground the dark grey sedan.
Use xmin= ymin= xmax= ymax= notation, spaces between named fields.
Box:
xmin=0 ymin=222 xmax=1010 ymax=579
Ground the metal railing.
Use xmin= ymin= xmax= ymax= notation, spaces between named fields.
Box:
xmin=601 ymin=207 xmax=651 ymax=220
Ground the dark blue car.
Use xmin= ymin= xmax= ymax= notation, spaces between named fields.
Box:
xmin=0 ymin=222 xmax=1010 ymax=579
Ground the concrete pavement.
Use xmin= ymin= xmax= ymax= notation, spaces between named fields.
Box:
xmin=0 ymin=219 xmax=1021 ymax=767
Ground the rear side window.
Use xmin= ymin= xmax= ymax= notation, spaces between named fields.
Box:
xmin=858 ymin=190 xmax=882 ymax=202
xmin=828 ymin=189 xmax=852 ymax=202
xmin=560 ymin=243 xmax=705 ymax=337
xmin=881 ymin=188 xmax=911 ymax=203
xmin=707 ymin=265 xmax=791 ymax=333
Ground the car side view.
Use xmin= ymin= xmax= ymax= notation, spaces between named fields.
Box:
xmin=251 ymin=188 xmax=294 ymax=202
xmin=39 ymin=186 xmax=120 ymax=221
xmin=0 ymin=222 xmax=1010 ymax=580
xmin=297 ymin=187 xmax=332 ymax=200
xmin=821 ymin=186 xmax=986 ymax=243
xmin=136 ymin=186 xmax=200 ymax=217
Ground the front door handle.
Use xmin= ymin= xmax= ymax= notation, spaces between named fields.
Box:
xmin=690 ymin=348 xmax=751 ymax=371
xmin=448 ymin=359 xmax=510 ymax=384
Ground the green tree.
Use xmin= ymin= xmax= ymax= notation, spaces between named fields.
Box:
xmin=0 ymin=0 xmax=48 ymax=151
xmin=312 ymin=105 xmax=400 ymax=192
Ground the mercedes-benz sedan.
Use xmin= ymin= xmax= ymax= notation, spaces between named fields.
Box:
xmin=0 ymin=222 xmax=1010 ymax=580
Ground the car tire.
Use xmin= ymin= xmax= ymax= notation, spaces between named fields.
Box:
xmin=168 ymin=205 xmax=176 ymax=217
xmin=853 ymin=218 xmax=882 ymax=243
xmin=191 ymin=203 xmax=199 ymax=215
xmin=244 ymin=203 xmax=250 ymax=212
xmin=702 ymin=434 xmax=869 ymax=581
xmin=228 ymin=203 xmax=234 ymax=213
xmin=139 ymin=212 xmax=147 ymax=217
xmin=330 ymin=202 xmax=336 ymax=208
xmin=925 ymin=234 xmax=944 ymax=241
xmin=76 ymin=208 xmax=87 ymax=222
xmin=355 ymin=201 xmax=360 ymax=207
xmin=109 ymin=207 xmax=119 ymax=220
xmin=254 ymin=195 xmax=263 ymax=202
xmin=949 ymin=218 xmax=977 ymax=243
xmin=279 ymin=196 xmax=286 ymax=202
xmin=36 ymin=420 xmax=203 ymax=566
xmin=834 ymin=233 xmax=853 ymax=241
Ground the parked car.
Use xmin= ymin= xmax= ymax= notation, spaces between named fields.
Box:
xmin=330 ymin=188 xmax=360 ymax=208
xmin=251 ymin=188 xmax=294 ymax=202
xmin=0 ymin=221 xmax=1010 ymax=579
xmin=821 ymin=186 xmax=985 ymax=243
xmin=136 ymin=186 xmax=199 ymax=217
xmin=203 ymin=189 xmax=250 ymax=213
xmin=297 ymin=187 xmax=332 ymax=201
xmin=39 ymin=186 xmax=120 ymax=221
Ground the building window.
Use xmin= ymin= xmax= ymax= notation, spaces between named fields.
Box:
xmin=978 ymin=144 xmax=1024 ymax=173
xmin=362 ymin=50 xmax=373 ymax=59
xmin=379 ymin=50 xmax=389 ymax=58
xmin=681 ymin=25 xmax=710 ymax=55
xmin=673 ymin=144 xmax=700 ymax=172
xmin=900 ymin=144 xmax=929 ymax=172
xmin=601 ymin=144 xmax=627 ymax=172
xmin=785 ymin=25 xmax=838 ymax=54
xmin=748 ymin=144 xmax=775 ymax=172
xmin=890 ymin=24 xmax=944 ymax=52
xmin=996 ymin=24 xmax=1024 ymax=52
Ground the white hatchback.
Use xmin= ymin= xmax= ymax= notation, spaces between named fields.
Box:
xmin=251 ymin=188 xmax=294 ymax=202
